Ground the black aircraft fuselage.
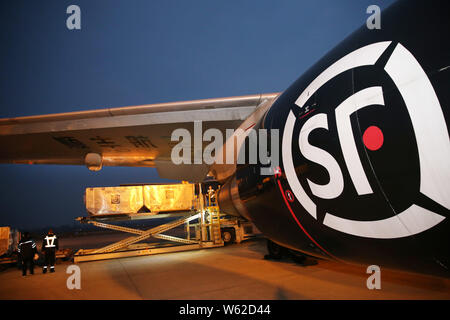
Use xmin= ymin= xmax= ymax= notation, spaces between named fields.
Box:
xmin=217 ymin=0 xmax=450 ymax=278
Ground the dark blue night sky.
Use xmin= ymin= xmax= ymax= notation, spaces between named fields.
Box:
xmin=0 ymin=0 xmax=395 ymax=229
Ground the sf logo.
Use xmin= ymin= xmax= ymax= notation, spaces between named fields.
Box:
xmin=282 ymin=41 xmax=449 ymax=239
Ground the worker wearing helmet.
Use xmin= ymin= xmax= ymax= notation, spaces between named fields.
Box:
xmin=18 ymin=232 xmax=38 ymax=276
xmin=42 ymin=229 xmax=59 ymax=273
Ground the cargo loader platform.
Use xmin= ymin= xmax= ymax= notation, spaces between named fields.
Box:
xmin=73 ymin=182 xmax=260 ymax=263
xmin=73 ymin=209 xmax=226 ymax=263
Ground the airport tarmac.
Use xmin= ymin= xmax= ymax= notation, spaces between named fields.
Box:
xmin=0 ymin=237 xmax=449 ymax=300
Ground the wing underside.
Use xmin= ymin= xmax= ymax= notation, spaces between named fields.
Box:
xmin=0 ymin=93 xmax=279 ymax=181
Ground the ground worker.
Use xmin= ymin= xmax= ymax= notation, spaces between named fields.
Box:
xmin=41 ymin=229 xmax=59 ymax=273
xmin=17 ymin=232 xmax=38 ymax=276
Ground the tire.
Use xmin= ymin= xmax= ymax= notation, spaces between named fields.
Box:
xmin=266 ymin=239 xmax=287 ymax=260
xmin=289 ymin=250 xmax=307 ymax=264
xmin=221 ymin=228 xmax=236 ymax=245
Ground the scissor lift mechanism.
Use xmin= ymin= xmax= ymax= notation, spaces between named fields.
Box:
xmin=74 ymin=186 xmax=225 ymax=263
xmin=74 ymin=185 xmax=241 ymax=262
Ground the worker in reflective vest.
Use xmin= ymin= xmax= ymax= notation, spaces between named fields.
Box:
xmin=18 ymin=232 xmax=38 ymax=276
xmin=42 ymin=229 xmax=59 ymax=273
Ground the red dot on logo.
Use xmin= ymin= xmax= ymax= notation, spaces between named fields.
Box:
xmin=363 ymin=126 xmax=384 ymax=151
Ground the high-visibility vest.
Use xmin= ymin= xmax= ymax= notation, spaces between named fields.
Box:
xmin=44 ymin=235 xmax=57 ymax=248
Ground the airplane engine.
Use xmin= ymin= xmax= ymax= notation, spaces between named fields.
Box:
xmin=218 ymin=0 xmax=450 ymax=277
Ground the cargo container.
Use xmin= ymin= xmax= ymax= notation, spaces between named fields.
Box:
xmin=143 ymin=184 xmax=195 ymax=213
xmin=0 ymin=227 xmax=10 ymax=256
xmin=84 ymin=183 xmax=196 ymax=216
xmin=0 ymin=227 xmax=20 ymax=257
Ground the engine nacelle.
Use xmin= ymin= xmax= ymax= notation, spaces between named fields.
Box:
xmin=217 ymin=0 xmax=450 ymax=277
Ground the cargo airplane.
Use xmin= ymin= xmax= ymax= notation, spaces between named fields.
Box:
xmin=0 ymin=0 xmax=448 ymax=277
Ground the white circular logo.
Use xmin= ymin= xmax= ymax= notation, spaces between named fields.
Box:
xmin=282 ymin=41 xmax=449 ymax=239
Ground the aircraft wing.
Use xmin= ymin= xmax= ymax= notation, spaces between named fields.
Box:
xmin=0 ymin=93 xmax=279 ymax=181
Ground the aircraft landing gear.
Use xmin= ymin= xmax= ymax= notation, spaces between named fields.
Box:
xmin=264 ymin=239 xmax=312 ymax=266
xmin=264 ymin=239 xmax=287 ymax=260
